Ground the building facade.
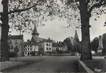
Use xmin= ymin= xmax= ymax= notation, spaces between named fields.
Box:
xmin=40 ymin=39 xmax=53 ymax=54
xmin=24 ymin=40 xmax=39 ymax=56
xmin=23 ymin=24 xmax=68 ymax=56
xmin=8 ymin=35 xmax=24 ymax=57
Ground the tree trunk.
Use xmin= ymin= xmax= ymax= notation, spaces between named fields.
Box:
xmin=79 ymin=0 xmax=92 ymax=60
xmin=0 ymin=0 xmax=9 ymax=61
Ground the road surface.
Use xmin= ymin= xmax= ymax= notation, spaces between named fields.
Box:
xmin=3 ymin=56 xmax=80 ymax=73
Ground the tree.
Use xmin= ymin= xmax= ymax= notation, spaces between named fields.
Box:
xmin=0 ymin=0 xmax=44 ymax=61
xmin=62 ymin=0 xmax=106 ymax=60
xmin=0 ymin=0 xmax=9 ymax=61
xmin=14 ymin=46 xmax=19 ymax=56
xmin=78 ymin=0 xmax=105 ymax=60
xmin=102 ymin=33 xmax=106 ymax=55
xmin=91 ymin=37 xmax=99 ymax=53
xmin=8 ymin=0 xmax=46 ymax=35
xmin=63 ymin=37 xmax=74 ymax=52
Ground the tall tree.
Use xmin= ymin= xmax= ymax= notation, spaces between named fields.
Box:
xmin=63 ymin=0 xmax=106 ymax=60
xmin=64 ymin=37 xmax=74 ymax=52
xmin=0 ymin=0 xmax=42 ymax=61
xmin=79 ymin=0 xmax=105 ymax=60
xmin=0 ymin=0 xmax=9 ymax=61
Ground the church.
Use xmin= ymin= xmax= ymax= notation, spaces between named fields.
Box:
xmin=24 ymin=25 xmax=53 ymax=56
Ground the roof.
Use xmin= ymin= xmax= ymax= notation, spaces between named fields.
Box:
xmin=39 ymin=38 xmax=53 ymax=43
xmin=24 ymin=41 xmax=32 ymax=46
xmin=24 ymin=40 xmax=39 ymax=47
xmin=8 ymin=35 xmax=23 ymax=39
xmin=52 ymin=42 xmax=66 ymax=47
xmin=52 ymin=43 xmax=58 ymax=47
xmin=32 ymin=25 xmax=39 ymax=35
xmin=31 ymin=41 xmax=39 ymax=45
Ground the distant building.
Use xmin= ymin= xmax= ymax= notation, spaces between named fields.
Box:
xmin=24 ymin=41 xmax=31 ymax=56
xmin=70 ymin=37 xmax=74 ymax=46
xmin=24 ymin=24 xmax=45 ymax=56
xmin=52 ymin=43 xmax=58 ymax=53
xmin=40 ymin=39 xmax=53 ymax=53
xmin=24 ymin=40 xmax=39 ymax=56
xmin=73 ymin=30 xmax=81 ymax=54
xmin=97 ymin=36 xmax=103 ymax=53
xmin=23 ymin=24 xmax=68 ymax=56
xmin=8 ymin=35 xmax=24 ymax=56
xmin=52 ymin=42 xmax=68 ymax=53
xmin=74 ymin=30 xmax=79 ymax=43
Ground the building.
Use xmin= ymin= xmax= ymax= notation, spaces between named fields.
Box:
xmin=8 ymin=35 xmax=24 ymax=56
xmin=52 ymin=42 xmax=68 ymax=53
xmin=40 ymin=39 xmax=53 ymax=54
xmin=24 ymin=41 xmax=31 ymax=56
xmin=52 ymin=43 xmax=58 ymax=53
xmin=73 ymin=30 xmax=81 ymax=54
xmin=24 ymin=40 xmax=39 ymax=56
xmin=24 ymin=24 xmax=42 ymax=56
xmin=23 ymin=24 xmax=68 ymax=56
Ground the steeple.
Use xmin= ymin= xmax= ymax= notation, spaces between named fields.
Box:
xmin=74 ymin=30 xmax=79 ymax=42
xmin=32 ymin=24 xmax=39 ymax=36
xmin=31 ymin=24 xmax=39 ymax=43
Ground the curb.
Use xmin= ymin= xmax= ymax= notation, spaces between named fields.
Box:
xmin=78 ymin=60 xmax=95 ymax=73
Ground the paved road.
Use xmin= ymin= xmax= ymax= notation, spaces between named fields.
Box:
xmin=3 ymin=56 xmax=80 ymax=73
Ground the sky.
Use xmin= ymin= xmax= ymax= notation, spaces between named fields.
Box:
xmin=0 ymin=0 xmax=106 ymax=41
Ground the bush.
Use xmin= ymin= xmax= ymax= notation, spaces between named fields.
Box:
xmin=91 ymin=37 xmax=99 ymax=53
xmin=9 ymin=52 xmax=17 ymax=57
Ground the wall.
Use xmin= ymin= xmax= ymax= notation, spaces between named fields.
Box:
xmin=8 ymin=39 xmax=24 ymax=56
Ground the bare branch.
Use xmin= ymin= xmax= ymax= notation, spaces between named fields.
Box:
xmin=89 ymin=0 xmax=106 ymax=13
xmin=8 ymin=3 xmax=37 ymax=14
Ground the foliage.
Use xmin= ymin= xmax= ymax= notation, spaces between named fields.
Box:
xmin=63 ymin=37 xmax=74 ymax=52
xmin=91 ymin=37 xmax=99 ymax=52
xmin=8 ymin=0 xmax=106 ymax=35
xmin=14 ymin=46 xmax=19 ymax=56
xmin=8 ymin=0 xmax=82 ymax=35
xmin=9 ymin=52 xmax=17 ymax=57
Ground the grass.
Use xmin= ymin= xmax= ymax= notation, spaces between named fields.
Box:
xmin=84 ymin=58 xmax=106 ymax=72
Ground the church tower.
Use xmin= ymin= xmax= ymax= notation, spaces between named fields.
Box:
xmin=74 ymin=30 xmax=79 ymax=42
xmin=31 ymin=24 xmax=39 ymax=43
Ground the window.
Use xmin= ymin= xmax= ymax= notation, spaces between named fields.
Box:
xmin=46 ymin=43 xmax=48 ymax=46
xmin=28 ymin=48 xmax=30 ymax=51
xmin=46 ymin=48 xmax=48 ymax=50
xmin=49 ymin=48 xmax=51 ymax=50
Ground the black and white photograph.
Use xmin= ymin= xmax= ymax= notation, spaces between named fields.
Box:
xmin=0 ymin=0 xmax=106 ymax=73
